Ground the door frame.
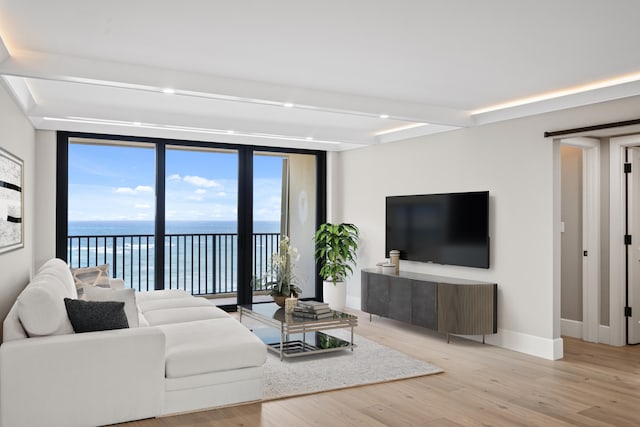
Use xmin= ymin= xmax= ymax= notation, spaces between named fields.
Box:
xmin=558 ymin=137 xmax=601 ymax=342
xmin=610 ymin=134 xmax=640 ymax=346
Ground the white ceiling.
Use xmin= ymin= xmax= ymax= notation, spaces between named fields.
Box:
xmin=1 ymin=0 xmax=640 ymax=150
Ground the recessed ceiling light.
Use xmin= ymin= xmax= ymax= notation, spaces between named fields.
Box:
xmin=227 ymin=130 xmax=235 ymax=134
xmin=306 ymin=136 xmax=313 ymax=140
xmin=379 ymin=114 xmax=389 ymax=119
xmin=162 ymin=88 xmax=175 ymax=95
xmin=133 ymin=121 xmax=142 ymax=126
xmin=283 ymin=102 xmax=294 ymax=108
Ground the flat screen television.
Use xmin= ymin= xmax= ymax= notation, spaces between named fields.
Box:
xmin=385 ymin=191 xmax=490 ymax=269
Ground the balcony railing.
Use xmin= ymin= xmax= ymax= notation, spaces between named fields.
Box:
xmin=67 ymin=232 xmax=280 ymax=295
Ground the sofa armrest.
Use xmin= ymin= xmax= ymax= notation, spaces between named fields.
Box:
xmin=0 ymin=327 xmax=166 ymax=427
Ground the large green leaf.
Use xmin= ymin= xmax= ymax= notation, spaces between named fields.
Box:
xmin=314 ymin=222 xmax=360 ymax=283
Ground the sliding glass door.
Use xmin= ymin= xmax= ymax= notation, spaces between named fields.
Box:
xmin=252 ymin=151 xmax=318 ymax=302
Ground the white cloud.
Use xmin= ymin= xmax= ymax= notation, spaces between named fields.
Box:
xmin=134 ymin=203 xmax=151 ymax=209
xmin=115 ymin=187 xmax=136 ymax=195
xmin=183 ymin=175 xmax=220 ymax=188
xmin=216 ymin=192 xmax=227 ymax=197
xmin=167 ymin=174 xmax=181 ymax=181
xmin=114 ymin=185 xmax=153 ymax=195
xmin=188 ymin=195 xmax=204 ymax=201
xmin=195 ymin=189 xmax=207 ymax=194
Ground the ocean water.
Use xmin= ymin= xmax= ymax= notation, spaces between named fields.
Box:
xmin=68 ymin=220 xmax=280 ymax=236
xmin=67 ymin=220 xmax=280 ymax=294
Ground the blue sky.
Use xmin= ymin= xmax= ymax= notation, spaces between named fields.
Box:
xmin=68 ymin=143 xmax=283 ymax=222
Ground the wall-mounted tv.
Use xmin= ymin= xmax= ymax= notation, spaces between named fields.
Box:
xmin=385 ymin=191 xmax=490 ymax=269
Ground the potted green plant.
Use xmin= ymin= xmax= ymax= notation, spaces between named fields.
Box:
xmin=254 ymin=236 xmax=302 ymax=306
xmin=314 ymin=223 xmax=359 ymax=311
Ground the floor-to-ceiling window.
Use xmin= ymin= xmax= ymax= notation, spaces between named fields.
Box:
xmin=66 ymin=139 xmax=157 ymax=291
xmin=58 ymin=132 xmax=326 ymax=308
xmin=165 ymin=146 xmax=239 ymax=303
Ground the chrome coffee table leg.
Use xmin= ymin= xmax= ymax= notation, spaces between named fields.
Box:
xmin=351 ymin=326 xmax=354 ymax=351
xmin=280 ymin=323 xmax=284 ymax=360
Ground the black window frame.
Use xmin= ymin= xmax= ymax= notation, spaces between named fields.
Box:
xmin=56 ymin=131 xmax=327 ymax=308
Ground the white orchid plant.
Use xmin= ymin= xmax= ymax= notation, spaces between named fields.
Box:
xmin=257 ymin=236 xmax=302 ymax=297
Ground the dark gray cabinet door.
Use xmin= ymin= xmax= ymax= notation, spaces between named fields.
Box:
xmin=366 ymin=273 xmax=389 ymax=316
xmin=361 ymin=272 xmax=370 ymax=312
xmin=388 ymin=277 xmax=412 ymax=322
xmin=411 ymin=281 xmax=437 ymax=329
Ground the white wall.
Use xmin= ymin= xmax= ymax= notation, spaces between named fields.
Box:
xmin=337 ymin=94 xmax=640 ymax=360
xmin=288 ymin=153 xmax=317 ymax=297
xmin=34 ymin=130 xmax=57 ymax=269
xmin=0 ymin=81 xmax=35 ymax=340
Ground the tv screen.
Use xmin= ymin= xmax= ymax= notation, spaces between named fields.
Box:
xmin=385 ymin=191 xmax=490 ymax=268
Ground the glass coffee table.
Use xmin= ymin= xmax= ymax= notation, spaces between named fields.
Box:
xmin=238 ymin=302 xmax=358 ymax=360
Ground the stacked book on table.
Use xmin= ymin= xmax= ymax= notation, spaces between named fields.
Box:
xmin=292 ymin=300 xmax=334 ymax=319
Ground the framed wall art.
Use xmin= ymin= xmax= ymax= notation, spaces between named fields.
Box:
xmin=0 ymin=146 xmax=23 ymax=254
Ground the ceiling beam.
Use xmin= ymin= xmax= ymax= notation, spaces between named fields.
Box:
xmin=0 ymin=48 xmax=474 ymax=128
xmin=1 ymin=75 xmax=36 ymax=112
xmin=472 ymin=80 xmax=640 ymax=126
xmin=0 ymin=36 xmax=8 ymax=64
xmin=31 ymin=117 xmax=362 ymax=152
xmin=376 ymin=124 xmax=461 ymax=144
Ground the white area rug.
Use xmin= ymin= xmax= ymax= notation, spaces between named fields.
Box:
xmin=261 ymin=329 xmax=443 ymax=400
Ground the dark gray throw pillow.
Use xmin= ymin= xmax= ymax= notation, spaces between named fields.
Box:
xmin=64 ymin=298 xmax=129 ymax=333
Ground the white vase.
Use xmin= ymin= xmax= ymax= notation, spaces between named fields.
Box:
xmin=322 ymin=280 xmax=346 ymax=312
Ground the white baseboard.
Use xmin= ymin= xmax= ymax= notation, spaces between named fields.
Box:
xmin=598 ymin=324 xmax=610 ymax=345
xmin=441 ymin=329 xmax=563 ymax=360
xmin=560 ymin=318 xmax=611 ymax=344
xmin=561 ymin=318 xmax=583 ymax=339
xmin=483 ymin=329 xmax=564 ymax=360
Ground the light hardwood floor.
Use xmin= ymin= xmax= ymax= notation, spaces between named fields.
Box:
xmin=122 ymin=310 xmax=640 ymax=426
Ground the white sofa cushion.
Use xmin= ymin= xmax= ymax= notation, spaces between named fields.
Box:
xmin=17 ymin=275 xmax=74 ymax=337
xmin=136 ymin=289 xmax=191 ymax=302
xmin=85 ymin=286 xmax=139 ymax=328
xmin=38 ymin=258 xmax=78 ymax=299
xmin=110 ymin=278 xmax=125 ymax=290
xmin=159 ymin=318 xmax=266 ymax=378
xmin=143 ymin=306 xmax=230 ymax=326
xmin=138 ymin=311 xmax=150 ymax=327
xmin=137 ymin=296 xmax=214 ymax=312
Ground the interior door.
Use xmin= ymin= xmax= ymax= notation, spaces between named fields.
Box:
xmin=627 ymin=147 xmax=640 ymax=344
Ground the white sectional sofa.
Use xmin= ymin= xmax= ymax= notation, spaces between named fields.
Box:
xmin=0 ymin=258 xmax=267 ymax=427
